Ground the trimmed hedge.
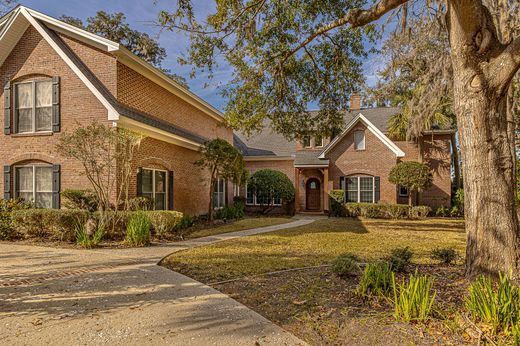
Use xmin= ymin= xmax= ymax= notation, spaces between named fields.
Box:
xmin=328 ymin=191 xmax=431 ymax=219
xmin=11 ymin=209 xmax=88 ymax=241
xmin=0 ymin=199 xmax=32 ymax=240
xmin=147 ymin=211 xmax=184 ymax=238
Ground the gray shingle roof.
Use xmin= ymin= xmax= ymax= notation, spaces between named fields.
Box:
xmin=294 ymin=151 xmax=329 ymax=166
xmin=236 ymin=107 xmax=401 ymax=158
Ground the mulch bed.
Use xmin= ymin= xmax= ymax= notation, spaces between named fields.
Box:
xmin=211 ymin=264 xmax=479 ymax=345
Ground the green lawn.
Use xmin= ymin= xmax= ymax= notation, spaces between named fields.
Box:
xmin=185 ymin=216 xmax=293 ymax=239
xmin=163 ymin=218 xmax=466 ymax=282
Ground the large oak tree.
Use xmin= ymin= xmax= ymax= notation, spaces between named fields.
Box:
xmin=160 ymin=0 xmax=520 ymax=278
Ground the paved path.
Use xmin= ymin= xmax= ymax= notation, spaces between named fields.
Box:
xmin=0 ymin=218 xmax=314 ymax=345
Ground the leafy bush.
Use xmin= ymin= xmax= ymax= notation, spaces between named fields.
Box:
xmin=215 ymin=205 xmax=244 ymax=220
xmin=147 ymin=211 xmax=184 ymax=238
xmin=76 ymin=219 xmax=104 ymax=248
xmin=450 ymin=206 xmax=461 ymax=217
xmin=329 ymin=190 xmax=345 ymax=217
xmin=435 ymin=206 xmax=450 ymax=217
xmin=393 ymin=272 xmax=436 ymax=322
xmin=126 ymin=211 xmax=151 ymax=246
xmin=61 ymin=189 xmax=98 ymax=212
xmin=248 ymin=169 xmax=295 ymax=212
xmin=177 ymin=215 xmax=194 ymax=229
xmin=0 ymin=198 xmax=31 ymax=240
xmin=386 ymin=247 xmax=413 ymax=272
xmin=94 ymin=211 xmax=133 ymax=240
xmin=11 ymin=209 xmax=88 ymax=241
xmin=332 ymin=253 xmax=361 ymax=278
xmin=430 ymin=248 xmax=458 ymax=264
xmin=127 ymin=196 xmax=154 ymax=211
xmin=453 ymin=188 xmax=464 ymax=214
xmin=466 ymin=273 xmax=519 ymax=335
xmin=343 ymin=203 xmax=430 ymax=219
xmin=356 ymin=262 xmax=394 ymax=298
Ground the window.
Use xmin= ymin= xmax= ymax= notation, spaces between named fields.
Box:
xmin=233 ymin=184 xmax=240 ymax=197
xmin=14 ymin=80 xmax=53 ymax=133
xmin=15 ymin=165 xmax=53 ymax=208
xmin=302 ymin=136 xmax=311 ymax=148
xmin=213 ymin=177 xmax=226 ymax=209
xmin=246 ymin=184 xmax=255 ymax=205
xmin=399 ymin=185 xmax=409 ymax=197
xmin=245 ymin=184 xmax=282 ymax=206
xmin=315 ymin=135 xmax=324 ymax=147
xmin=354 ymin=130 xmax=365 ymax=150
xmin=140 ymin=168 xmax=167 ymax=210
xmin=345 ymin=176 xmax=375 ymax=203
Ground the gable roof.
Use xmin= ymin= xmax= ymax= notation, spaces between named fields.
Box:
xmin=319 ymin=113 xmax=405 ymax=158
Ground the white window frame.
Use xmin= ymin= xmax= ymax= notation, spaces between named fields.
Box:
xmin=213 ymin=177 xmax=226 ymax=209
xmin=14 ymin=80 xmax=53 ymax=134
xmin=354 ymin=130 xmax=366 ymax=151
xmin=345 ymin=176 xmax=375 ymax=203
xmin=315 ymin=135 xmax=324 ymax=148
xmin=399 ymin=185 xmax=409 ymax=197
xmin=14 ymin=164 xmax=53 ymax=208
xmin=302 ymin=136 xmax=311 ymax=148
xmin=245 ymin=184 xmax=282 ymax=206
xmin=141 ymin=168 xmax=168 ymax=210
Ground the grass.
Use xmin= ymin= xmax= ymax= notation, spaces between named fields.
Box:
xmin=185 ymin=216 xmax=293 ymax=239
xmin=162 ymin=218 xmax=466 ymax=283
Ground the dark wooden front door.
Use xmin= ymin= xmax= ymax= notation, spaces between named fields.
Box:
xmin=306 ymin=178 xmax=321 ymax=211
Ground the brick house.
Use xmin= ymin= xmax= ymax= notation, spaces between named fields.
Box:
xmin=235 ymin=99 xmax=454 ymax=213
xmin=0 ymin=7 xmax=453 ymax=216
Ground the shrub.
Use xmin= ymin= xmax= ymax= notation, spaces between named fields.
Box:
xmin=450 ymin=206 xmax=461 ymax=217
xmin=95 ymin=211 xmax=132 ymax=240
xmin=409 ymin=206 xmax=431 ymax=219
xmin=215 ymin=205 xmax=244 ymax=220
xmin=386 ymin=204 xmax=411 ymax=219
xmin=11 ymin=209 xmax=88 ymax=241
xmin=513 ymin=324 xmax=519 ymax=346
xmin=177 ymin=215 xmax=194 ymax=229
xmin=435 ymin=206 xmax=450 ymax=217
xmin=76 ymin=219 xmax=104 ymax=248
xmin=466 ymin=273 xmax=519 ymax=335
xmin=329 ymin=190 xmax=345 ymax=217
xmin=61 ymin=189 xmax=98 ymax=212
xmin=0 ymin=198 xmax=31 ymax=240
xmin=386 ymin=247 xmax=413 ymax=272
xmin=343 ymin=203 xmax=429 ymax=220
xmin=127 ymin=196 xmax=154 ymax=211
xmin=392 ymin=272 xmax=436 ymax=322
xmin=356 ymin=262 xmax=394 ymax=298
xmin=430 ymin=248 xmax=458 ymax=264
xmin=332 ymin=253 xmax=361 ymax=278
xmin=147 ymin=211 xmax=184 ymax=238
xmin=453 ymin=188 xmax=464 ymax=214
xmin=126 ymin=211 xmax=151 ymax=246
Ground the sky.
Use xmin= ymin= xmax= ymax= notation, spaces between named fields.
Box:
xmin=13 ymin=0 xmax=386 ymax=111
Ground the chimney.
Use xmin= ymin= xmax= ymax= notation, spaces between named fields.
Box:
xmin=350 ymin=92 xmax=361 ymax=112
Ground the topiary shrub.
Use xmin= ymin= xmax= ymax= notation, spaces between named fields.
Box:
xmin=329 ymin=190 xmax=345 ymax=217
xmin=389 ymin=161 xmax=433 ymax=206
xmin=11 ymin=209 xmax=89 ymax=241
xmin=331 ymin=253 xmax=361 ymax=278
xmin=430 ymin=247 xmax=458 ymax=264
xmin=386 ymin=247 xmax=414 ymax=272
xmin=147 ymin=210 xmax=184 ymax=238
xmin=61 ymin=189 xmax=98 ymax=212
xmin=126 ymin=211 xmax=151 ymax=246
xmin=248 ymin=169 xmax=295 ymax=214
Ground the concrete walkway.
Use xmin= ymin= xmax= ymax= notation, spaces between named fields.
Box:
xmin=0 ymin=218 xmax=314 ymax=345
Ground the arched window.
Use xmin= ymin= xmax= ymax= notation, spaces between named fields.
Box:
xmin=14 ymin=78 xmax=53 ymax=133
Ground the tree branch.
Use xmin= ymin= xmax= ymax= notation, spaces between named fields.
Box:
xmin=490 ymin=34 xmax=520 ymax=94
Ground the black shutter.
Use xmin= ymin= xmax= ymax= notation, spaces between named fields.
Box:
xmin=4 ymin=81 xmax=11 ymax=135
xmin=3 ymin=165 xmax=11 ymax=200
xmin=52 ymin=164 xmax=61 ymax=209
xmin=137 ymin=168 xmax=143 ymax=196
xmin=52 ymin=77 xmax=60 ymax=132
xmin=168 ymin=171 xmax=174 ymax=210
xmin=339 ymin=176 xmax=345 ymax=202
xmin=374 ymin=176 xmax=380 ymax=203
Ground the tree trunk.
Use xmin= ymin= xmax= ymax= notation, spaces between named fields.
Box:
xmin=448 ymin=0 xmax=520 ymax=279
xmin=208 ymin=177 xmax=215 ymax=222
xmin=408 ymin=193 xmax=412 ymax=206
xmin=451 ymin=132 xmax=461 ymax=191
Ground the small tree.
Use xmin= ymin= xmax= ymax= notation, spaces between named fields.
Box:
xmin=389 ymin=161 xmax=432 ymax=206
xmin=195 ymin=138 xmax=247 ymax=221
xmin=56 ymin=122 xmax=144 ymax=211
xmin=249 ymin=169 xmax=295 ymax=214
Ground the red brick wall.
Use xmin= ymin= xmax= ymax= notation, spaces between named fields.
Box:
xmin=0 ymin=26 xmax=113 ymax=197
xmin=419 ymin=134 xmax=452 ymax=208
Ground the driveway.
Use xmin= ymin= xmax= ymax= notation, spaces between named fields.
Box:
xmin=0 ymin=218 xmax=314 ymax=345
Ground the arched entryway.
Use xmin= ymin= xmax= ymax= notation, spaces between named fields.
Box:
xmin=306 ymin=178 xmax=321 ymax=211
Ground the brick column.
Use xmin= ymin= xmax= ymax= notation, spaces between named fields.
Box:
xmin=294 ymin=167 xmax=300 ymax=212
xmin=323 ymin=167 xmax=329 ymax=212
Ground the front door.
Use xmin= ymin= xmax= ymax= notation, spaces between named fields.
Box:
xmin=306 ymin=178 xmax=321 ymax=211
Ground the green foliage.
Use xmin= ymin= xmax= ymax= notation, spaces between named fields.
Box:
xmin=75 ymin=220 xmax=104 ymax=248
xmin=0 ymin=198 xmax=31 ymax=240
xmin=215 ymin=205 xmax=244 ymax=220
xmin=61 ymin=189 xmax=98 ymax=212
xmin=95 ymin=211 xmax=133 ymax=240
xmin=248 ymin=169 xmax=295 ymax=209
xmin=430 ymin=247 xmax=458 ymax=264
xmin=332 ymin=253 xmax=361 ymax=278
xmin=343 ymin=202 xmax=430 ymax=219
xmin=386 ymin=247 xmax=413 ymax=273
xmin=392 ymin=272 xmax=436 ymax=322
xmin=453 ymin=188 xmax=464 ymax=213
xmin=389 ymin=162 xmax=433 ymax=205
xmin=127 ymin=196 xmax=154 ymax=211
xmin=466 ymin=273 xmax=520 ymax=335
xmin=126 ymin=211 xmax=151 ymax=246
xmin=356 ymin=262 xmax=394 ymax=298
xmin=11 ymin=209 xmax=88 ymax=241
xmin=449 ymin=206 xmax=461 ymax=217
xmin=147 ymin=211 xmax=184 ymax=238
xmin=435 ymin=206 xmax=450 ymax=217
xmin=195 ymin=138 xmax=247 ymax=220
xmin=177 ymin=214 xmax=195 ymax=230
xmin=328 ymin=190 xmax=346 ymax=217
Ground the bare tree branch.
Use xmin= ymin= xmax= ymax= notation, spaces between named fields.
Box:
xmin=490 ymin=35 xmax=520 ymax=93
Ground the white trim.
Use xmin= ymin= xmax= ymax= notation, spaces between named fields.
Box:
xmin=398 ymin=185 xmax=409 ymax=197
xmin=319 ymin=113 xmax=405 ymax=158
xmin=294 ymin=164 xmax=329 ymax=168
xmin=213 ymin=177 xmax=226 ymax=209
